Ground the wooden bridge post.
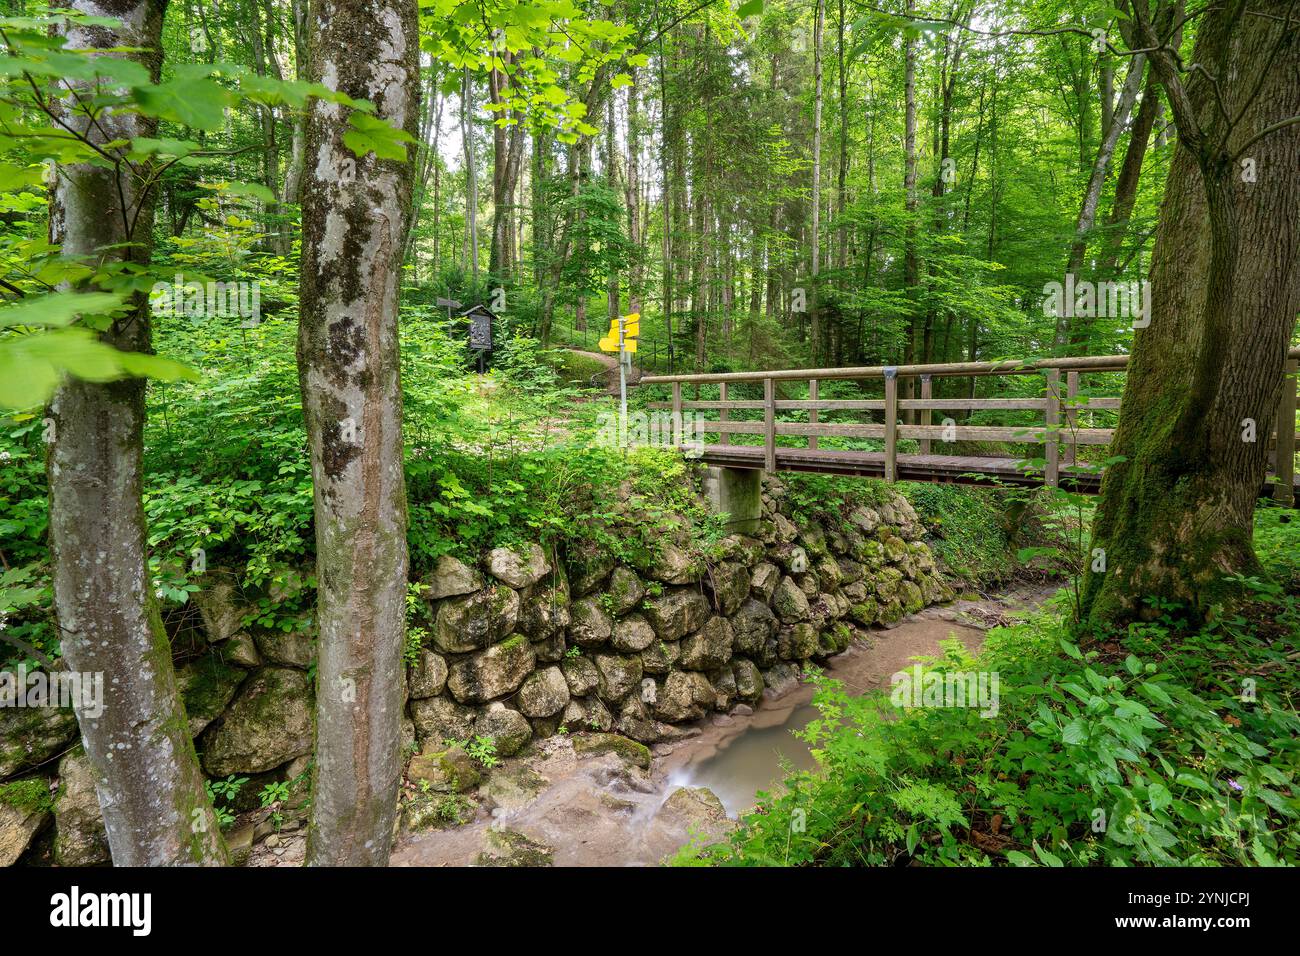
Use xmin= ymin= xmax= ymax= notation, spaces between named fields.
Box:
xmin=1064 ymin=370 xmax=1079 ymax=466
xmin=807 ymin=379 xmax=819 ymax=451
xmin=671 ymin=381 xmax=682 ymax=449
xmin=1044 ymin=368 xmax=1061 ymax=488
xmin=1274 ymin=358 xmax=1297 ymax=506
xmin=884 ymin=368 xmax=899 ymax=482
xmin=718 ymin=382 xmax=730 ymax=446
xmin=919 ymin=374 xmax=933 ymax=454
xmin=763 ymin=377 xmax=776 ymax=472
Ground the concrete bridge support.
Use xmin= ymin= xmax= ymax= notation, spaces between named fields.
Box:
xmin=702 ymin=465 xmax=762 ymax=533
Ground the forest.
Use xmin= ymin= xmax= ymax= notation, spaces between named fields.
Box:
xmin=0 ymin=0 xmax=1297 ymax=890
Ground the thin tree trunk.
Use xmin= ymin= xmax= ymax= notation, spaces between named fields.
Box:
xmin=47 ymin=0 xmax=229 ymax=866
xmin=299 ymin=0 xmax=418 ymax=865
xmin=463 ymin=68 xmax=479 ymax=288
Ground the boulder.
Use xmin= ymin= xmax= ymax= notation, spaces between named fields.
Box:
xmin=882 ymin=534 xmax=910 ymax=563
xmin=749 ymin=562 xmax=780 ymax=602
xmin=446 ymin=637 xmax=536 ymax=704
xmin=192 ymin=570 xmax=246 ymax=642
xmin=0 ymin=780 xmax=51 ymax=866
xmin=762 ymin=662 xmax=801 ymax=697
xmin=644 ymin=542 xmax=700 ymax=585
xmin=778 ymin=623 xmax=819 ymax=661
xmin=772 ymin=576 xmax=811 ymax=623
xmin=568 ymin=596 xmax=614 ymax=648
xmin=475 ymin=827 xmax=553 ymax=867
xmin=899 ymin=580 xmax=925 ymax=614
xmin=566 ymin=539 xmax=614 ymax=596
xmin=433 ymin=585 xmax=520 ymax=654
xmin=473 ymin=706 xmax=533 ymax=757
xmin=654 ymin=671 xmax=715 ymax=722
xmin=639 ymin=638 xmax=680 ymax=675
xmin=408 ymin=649 xmax=449 ymax=699
xmin=423 ymin=554 xmax=484 ymax=599
xmin=610 ymin=613 xmax=656 ymax=653
xmin=772 ymin=512 xmax=799 ymax=543
xmin=593 ymin=653 xmax=643 ymax=703
xmin=486 ymin=543 xmax=551 ymax=589
xmin=560 ymin=654 xmax=600 ymax=697
xmin=201 ymin=667 xmax=313 ymax=776
xmin=411 ymin=696 xmax=477 ymax=744
xmin=843 ymin=580 xmax=869 ymax=603
xmin=849 ymin=506 xmax=880 ymax=534
xmin=653 ymin=787 xmax=731 ymax=836
xmin=679 ymin=616 xmax=733 ymax=670
xmin=531 ymin=632 xmax=566 ymax=663
xmin=606 ymin=567 xmax=646 ymax=616
xmin=796 ymin=573 xmax=820 ymax=597
xmin=408 ymin=745 xmax=481 ymax=793
xmin=516 ymin=666 xmax=570 ymax=719
xmin=53 ymin=749 xmax=110 ymax=866
xmin=836 ymin=558 xmax=864 ymax=585
xmin=814 ymin=556 xmax=843 ymax=591
xmin=517 ymin=577 xmax=570 ymax=641
xmin=849 ymin=598 xmax=879 ymax=627
xmin=642 ymin=587 xmax=710 ymax=641
xmin=562 ymin=696 xmax=613 ymax=733
xmin=708 ymin=561 xmax=750 ymax=616
xmin=771 ymin=543 xmax=810 ymax=575
xmin=709 ymin=666 xmax=737 ymax=710
xmin=222 ymin=632 xmax=261 ymax=668
xmin=732 ymin=659 xmax=764 ymax=702
xmin=176 ymin=654 xmax=246 ymax=736
xmin=253 ymin=628 xmax=314 ymax=668
xmin=718 ymin=534 xmax=765 ymax=566
xmin=572 ymin=732 xmax=651 ymax=769
xmin=730 ymin=598 xmax=778 ymax=656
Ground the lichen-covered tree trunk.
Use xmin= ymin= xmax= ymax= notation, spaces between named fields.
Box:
xmin=299 ymin=0 xmax=418 ymax=866
xmin=1082 ymin=4 xmax=1300 ymax=625
xmin=47 ymin=0 xmax=229 ymax=866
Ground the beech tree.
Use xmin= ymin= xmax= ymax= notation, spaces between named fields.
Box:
xmin=44 ymin=0 xmax=228 ymax=865
xmin=1083 ymin=0 xmax=1300 ymax=623
xmin=298 ymin=0 xmax=420 ymax=865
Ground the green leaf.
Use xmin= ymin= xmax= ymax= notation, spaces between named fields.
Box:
xmin=342 ymin=112 xmax=416 ymax=161
xmin=738 ymin=0 xmax=764 ymax=16
xmin=1061 ymin=718 xmax=1088 ymax=745
xmin=0 ymin=291 xmax=127 ymax=329
xmin=132 ymin=76 xmax=233 ymax=131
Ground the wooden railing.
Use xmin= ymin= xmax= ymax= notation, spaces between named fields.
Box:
xmin=642 ymin=349 xmax=1300 ymax=499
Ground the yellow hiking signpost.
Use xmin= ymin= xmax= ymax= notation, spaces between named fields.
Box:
xmin=600 ymin=313 xmax=639 ymax=446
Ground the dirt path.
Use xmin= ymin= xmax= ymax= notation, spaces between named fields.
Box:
xmin=386 ymin=584 xmax=1057 ymax=868
xmin=563 ymin=347 xmax=643 ymax=394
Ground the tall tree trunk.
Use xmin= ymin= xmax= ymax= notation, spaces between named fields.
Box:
xmin=282 ymin=0 xmax=309 ymax=210
xmin=1083 ymin=0 xmax=1300 ymax=624
xmin=299 ymin=0 xmax=418 ymax=865
xmin=47 ymin=0 xmax=228 ymax=866
xmin=463 ymin=68 xmax=479 ymax=289
xmin=809 ymin=0 xmax=825 ymax=363
xmin=901 ymin=0 xmax=919 ymax=415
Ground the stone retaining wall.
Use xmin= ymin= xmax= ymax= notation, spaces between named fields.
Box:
xmin=0 ymin=474 xmax=953 ymax=864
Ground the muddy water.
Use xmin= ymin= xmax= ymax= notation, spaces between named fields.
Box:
xmin=391 ymin=587 xmax=1054 ymax=867
xmin=661 ymin=614 xmax=988 ymax=816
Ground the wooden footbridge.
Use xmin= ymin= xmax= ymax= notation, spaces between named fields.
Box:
xmin=642 ymin=349 xmax=1300 ymax=505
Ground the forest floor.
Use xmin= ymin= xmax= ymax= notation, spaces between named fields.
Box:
xmin=366 ymin=584 xmax=1057 ymax=868
xmin=559 ymin=347 xmax=643 ymax=394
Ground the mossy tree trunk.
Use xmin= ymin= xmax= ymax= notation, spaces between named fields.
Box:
xmin=46 ymin=0 xmax=229 ymax=866
xmin=299 ymin=0 xmax=418 ymax=865
xmin=1082 ymin=0 xmax=1300 ymax=625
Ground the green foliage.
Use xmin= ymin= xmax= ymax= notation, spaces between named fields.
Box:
xmin=0 ymin=777 xmax=53 ymax=815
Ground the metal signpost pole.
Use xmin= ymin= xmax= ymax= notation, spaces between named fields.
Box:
xmin=618 ymin=314 xmax=628 ymax=451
